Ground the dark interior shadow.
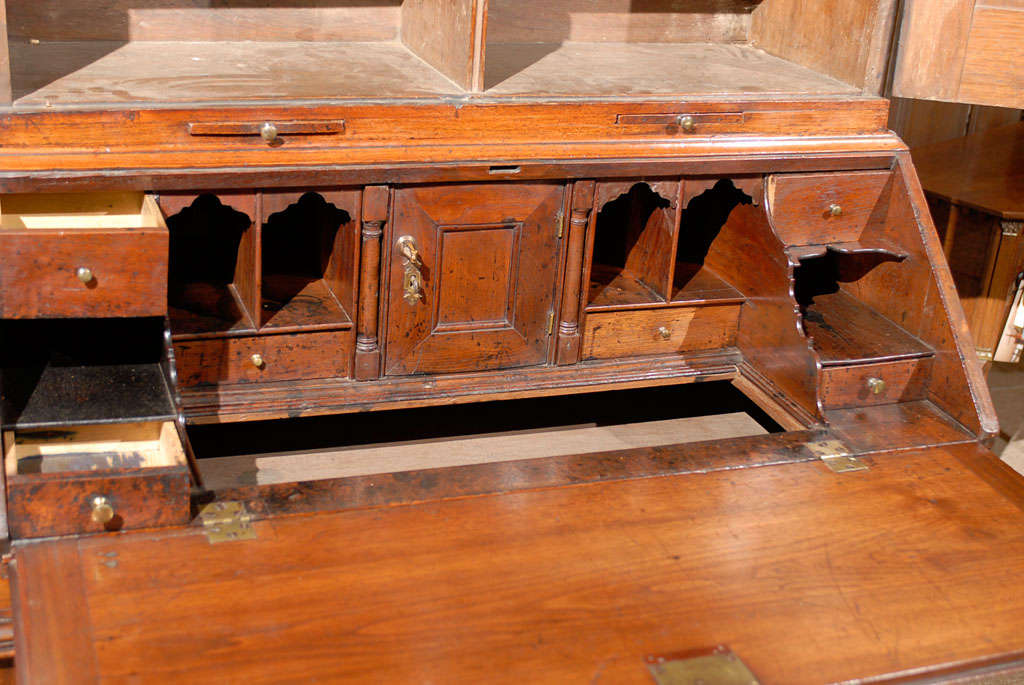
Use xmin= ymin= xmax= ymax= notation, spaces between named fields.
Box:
xmin=167 ymin=194 xmax=252 ymax=325
xmin=261 ymin=192 xmax=350 ymax=317
xmin=593 ymin=182 xmax=671 ymax=269
xmin=677 ymin=178 xmax=752 ymax=271
xmin=793 ymin=249 xmax=906 ymax=309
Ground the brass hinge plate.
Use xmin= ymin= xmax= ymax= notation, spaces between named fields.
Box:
xmin=1002 ymin=220 xmax=1022 ymax=238
xmin=806 ymin=439 xmax=868 ymax=473
xmin=555 ymin=211 xmax=565 ymax=239
xmin=647 ymin=649 xmax=760 ymax=685
xmin=546 ymin=310 xmax=555 ymax=335
xmin=198 ymin=501 xmax=256 ymax=544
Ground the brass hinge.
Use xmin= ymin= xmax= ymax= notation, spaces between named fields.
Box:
xmin=976 ymin=347 xmax=994 ymax=362
xmin=198 ymin=501 xmax=256 ymax=544
xmin=555 ymin=211 xmax=565 ymax=239
xmin=647 ymin=649 xmax=760 ymax=685
xmin=546 ymin=310 xmax=555 ymax=335
xmin=805 ymin=439 xmax=867 ymax=473
xmin=1002 ymin=220 xmax=1022 ymax=238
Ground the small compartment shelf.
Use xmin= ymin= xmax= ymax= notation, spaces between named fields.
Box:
xmin=793 ymin=246 xmax=933 ymax=366
xmin=586 ymin=181 xmax=679 ymax=310
xmin=164 ymin=193 xmax=259 ymax=339
xmin=260 ymin=191 xmax=358 ymax=333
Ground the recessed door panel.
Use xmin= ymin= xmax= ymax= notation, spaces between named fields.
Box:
xmin=385 ymin=183 xmax=564 ymax=376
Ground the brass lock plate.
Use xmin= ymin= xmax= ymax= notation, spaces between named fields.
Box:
xmin=805 ymin=439 xmax=868 ymax=473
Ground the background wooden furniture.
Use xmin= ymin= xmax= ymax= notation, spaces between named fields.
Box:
xmin=914 ymin=123 xmax=1024 ymax=363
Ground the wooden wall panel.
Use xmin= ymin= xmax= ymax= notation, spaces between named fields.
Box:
xmin=750 ymin=0 xmax=898 ymax=93
xmin=486 ymin=0 xmax=752 ymax=44
xmin=894 ymin=0 xmax=1024 ymax=108
xmin=401 ymin=0 xmax=484 ymax=91
xmin=4 ymin=1 xmax=402 ymax=42
xmin=958 ymin=6 xmax=1024 ymax=108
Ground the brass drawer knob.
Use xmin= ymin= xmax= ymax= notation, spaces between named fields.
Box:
xmin=251 ymin=353 xmax=265 ymax=369
xmin=677 ymin=115 xmax=696 ymax=133
xmin=657 ymin=326 xmax=672 ymax=340
xmin=828 ymin=203 xmax=843 ymax=217
xmin=867 ymin=377 xmax=886 ymax=395
xmin=91 ymin=496 xmax=115 ymax=524
xmin=260 ymin=122 xmax=279 ymax=144
xmin=76 ymin=266 xmax=94 ymax=284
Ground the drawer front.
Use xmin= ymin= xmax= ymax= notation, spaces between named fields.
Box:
xmin=6 ymin=466 xmax=190 ymax=539
xmin=767 ymin=171 xmax=893 ymax=246
xmin=175 ymin=330 xmax=352 ymax=387
xmin=0 ymin=230 xmax=167 ymax=318
xmin=582 ymin=305 xmax=739 ymax=360
xmin=819 ymin=358 xmax=932 ymax=410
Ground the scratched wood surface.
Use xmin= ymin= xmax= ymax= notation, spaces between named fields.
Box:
xmin=13 ymin=443 xmax=1024 ymax=683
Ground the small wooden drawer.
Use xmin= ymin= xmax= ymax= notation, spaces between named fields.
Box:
xmin=582 ymin=304 xmax=739 ymax=361
xmin=175 ymin=330 xmax=352 ymax=387
xmin=819 ymin=358 xmax=932 ymax=410
xmin=0 ymin=192 xmax=168 ymax=318
xmin=3 ymin=421 xmax=191 ymax=539
xmin=767 ymin=171 xmax=893 ymax=246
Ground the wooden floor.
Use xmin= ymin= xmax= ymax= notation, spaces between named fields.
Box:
xmin=14 ymin=443 xmax=1024 ymax=683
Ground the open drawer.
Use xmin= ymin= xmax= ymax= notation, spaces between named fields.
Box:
xmin=3 ymin=421 xmax=191 ymax=538
xmin=0 ymin=192 xmax=167 ymax=318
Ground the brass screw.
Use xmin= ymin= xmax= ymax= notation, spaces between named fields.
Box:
xmin=677 ymin=115 xmax=696 ymax=133
xmin=867 ymin=377 xmax=886 ymax=395
xmin=251 ymin=353 xmax=265 ymax=369
xmin=91 ymin=496 xmax=115 ymax=524
xmin=828 ymin=203 xmax=843 ymax=217
xmin=657 ymin=326 xmax=672 ymax=340
xmin=76 ymin=266 xmax=94 ymax=284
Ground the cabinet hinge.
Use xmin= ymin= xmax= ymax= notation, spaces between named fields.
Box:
xmin=555 ymin=211 xmax=565 ymax=239
xmin=198 ymin=501 xmax=256 ymax=544
xmin=546 ymin=310 xmax=555 ymax=336
xmin=805 ymin=439 xmax=867 ymax=473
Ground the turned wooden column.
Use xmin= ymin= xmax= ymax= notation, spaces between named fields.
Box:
xmin=355 ymin=186 xmax=389 ymax=380
xmin=556 ymin=180 xmax=595 ymax=365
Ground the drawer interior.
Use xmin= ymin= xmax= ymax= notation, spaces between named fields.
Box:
xmin=4 ymin=420 xmax=185 ymax=476
xmin=0 ymin=192 xmax=163 ymax=231
xmin=0 ymin=318 xmax=177 ymax=429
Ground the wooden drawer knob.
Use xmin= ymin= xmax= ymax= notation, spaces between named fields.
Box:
xmin=657 ymin=326 xmax=672 ymax=340
xmin=828 ymin=203 xmax=843 ymax=217
xmin=867 ymin=377 xmax=886 ymax=395
xmin=251 ymin=353 xmax=265 ymax=369
xmin=91 ymin=496 xmax=115 ymax=524
xmin=76 ymin=266 xmax=94 ymax=284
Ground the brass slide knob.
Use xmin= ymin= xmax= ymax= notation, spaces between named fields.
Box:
xmin=260 ymin=122 xmax=279 ymax=144
xmin=91 ymin=496 xmax=115 ymax=524
xmin=76 ymin=266 xmax=94 ymax=284
xmin=828 ymin=203 xmax=843 ymax=217
xmin=677 ymin=115 xmax=697 ymax=133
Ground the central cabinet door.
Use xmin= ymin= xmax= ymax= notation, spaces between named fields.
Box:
xmin=384 ymin=183 xmax=564 ymax=376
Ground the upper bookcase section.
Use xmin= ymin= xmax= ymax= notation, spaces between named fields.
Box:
xmin=0 ymin=0 xmax=898 ymax=109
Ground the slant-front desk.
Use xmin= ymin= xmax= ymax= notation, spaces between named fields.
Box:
xmin=0 ymin=2 xmax=1022 ymax=683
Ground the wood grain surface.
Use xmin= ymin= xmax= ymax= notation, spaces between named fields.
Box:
xmin=14 ymin=443 xmax=1024 ymax=684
